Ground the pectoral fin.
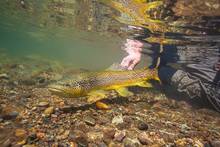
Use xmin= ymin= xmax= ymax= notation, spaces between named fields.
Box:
xmin=136 ymin=81 xmax=152 ymax=87
xmin=95 ymin=101 xmax=110 ymax=110
xmin=115 ymin=87 xmax=133 ymax=97
xmin=87 ymin=90 xmax=108 ymax=103
xmin=155 ymin=76 xmax=161 ymax=84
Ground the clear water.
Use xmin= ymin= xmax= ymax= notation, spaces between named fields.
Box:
xmin=0 ymin=0 xmax=219 ymax=69
xmin=0 ymin=18 xmax=127 ymax=70
xmin=0 ymin=23 xmax=124 ymax=70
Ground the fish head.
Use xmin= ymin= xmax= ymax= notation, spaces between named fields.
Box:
xmin=48 ymin=78 xmax=85 ymax=97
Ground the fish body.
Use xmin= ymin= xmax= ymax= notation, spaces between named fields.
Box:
xmin=48 ymin=68 xmax=159 ymax=103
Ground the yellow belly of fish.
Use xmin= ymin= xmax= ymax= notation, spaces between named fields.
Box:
xmin=87 ymin=80 xmax=152 ymax=103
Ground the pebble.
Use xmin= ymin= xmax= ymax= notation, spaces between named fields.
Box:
xmin=15 ymin=129 xmax=27 ymax=138
xmin=180 ymin=124 xmax=191 ymax=132
xmin=38 ymin=101 xmax=49 ymax=107
xmin=23 ymin=145 xmax=36 ymax=147
xmin=43 ymin=106 xmax=54 ymax=117
xmin=137 ymin=132 xmax=151 ymax=145
xmin=84 ymin=116 xmax=96 ymax=126
xmin=69 ymin=142 xmax=77 ymax=147
xmin=137 ymin=121 xmax=149 ymax=131
xmin=112 ymin=114 xmax=123 ymax=125
xmin=9 ymin=90 xmax=17 ymax=95
xmin=36 ymin=132 xmax=45 ymax=139
xmin=2 ymin=139 xmax=12 ymax=147
xmin=103 ymin=128 xmax=115 ymax=143
xmin=114 ymin=131 xmax=126 ymax=142
xmin=0 ymin=73 xmax=9 ymax=79
xmin=31 ymin=107 xmax=37 ymax=111
xmin=60 ymin=105 xmax=72 ymax=113
xmin=210 ymin=141 xmax=220 ymax=147
xmin=76 ymin=137 xmax=88 ymax=147
xmin=87 ymin=131 xmax=103 ymax=142
xmin=17 ymin=139 xmax=26 ymax=145
xmin=123 ymin=138 xmax=140 ymax=147
xmin=2 ymin=111 xmax=19 ymax=120
xmin=97 ymin=142 xmax=107 ymax=147
xmin=56 ymin=130 xmax=70 ymax=140
xmin=26 ymin=133 xmax=38 ymax=144
xmin=51 ymin=114 xmax=58 ymax=118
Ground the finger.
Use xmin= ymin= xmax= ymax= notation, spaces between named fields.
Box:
xmin=128 ymin=59 xmax=140 ymax=70
xmin=133 ymin=40 xmax=144 ymax=48
xmin=120 ymin=56 xmax=131 ymax=67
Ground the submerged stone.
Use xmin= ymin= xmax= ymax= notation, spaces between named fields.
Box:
xmin=137 ymin=121 xmax=149 ymax=131
xmin=2 ymin=111 xmax=19 ymax=120
xmin=114 ymin=131 xmax=126 ymax=142
xmin=84 ymin=116 xmax=96 ymax=126
xmin=43 ymin=106 xmax=54 ymax=117
xmin=0 ymin=73 xmax=9 ymax=79
xmin=38 ymin=101 xmax=49 ymax=107
xmin=137 ymin=132 xmax=151 ymax=145
xmin=112 ymin=114 xmax=124 ymax=125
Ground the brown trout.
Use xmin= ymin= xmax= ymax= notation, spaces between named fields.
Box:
xmin=48 ymin=68 xmax=159 ymax=103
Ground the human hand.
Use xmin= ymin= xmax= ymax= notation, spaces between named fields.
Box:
xmin=120 ymin=39 xmax=143 ymax=70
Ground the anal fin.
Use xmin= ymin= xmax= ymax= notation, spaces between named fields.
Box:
xmin=115 ymin=87 xmax=133 ymax=97
xmin=95 ymin=101 xmax=110 ymax=110
xmin=87 ymin=90 xmax=108 ymax=103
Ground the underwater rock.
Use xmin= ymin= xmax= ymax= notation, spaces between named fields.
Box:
xmin=103 ymin=128 xmax=115 ymax=143
xmin=56 ymin=130 xmax=70 ymax=140
xmin=180 ymin=124 xmax=191 ymax=133
xmin=36 ymin=132 xmax=45 ymax=140
xmin=37 ymin=101 xmax=49 ymax=107
xmin=97 ymin=142 xmax=107 ymax=147
xmin=87 ymin=131 xmax=103 ymax=142
xmin=22 ymin=145 xmax=36 ymax=147
xmin=17 ymin=139 xmax=27 ymax=146
xmin=43 ymin=106 xmax=54 ymax=117
xmin=123 ymin=138 xmax=140 ymax=147
xmin=15 ymin=129 xmax=27 ymax=138
xmin=69 ymin=130 xmax=88 ymax=146
xmin=59 ymin=105 xmax=72 ymax=113
xmin=137 ymin=132 xmax=151 ymax=145
xmin=1 ymin=111 xmax=19 ymax=120
xmin=51 ymin=114 xmax=57 ymax=118
xmin=0 ymin=73 xmax=9 ymax=79
xmin=31 ymin=107 xmax=37 ymax=111
xmin=210 ymin=140 xmax=220 ymax=147
xmin=2 ymin=139 xmax=12 ymax=147
xmin=112 ymin=114 xmax=124 ymax=125
xmin=37 ymin=77 xmax=46 ymax=84
xmin=84 ymin=115 xmax=96 ymax=126
xmin=114 ymin=130 xmax=126 ymax=142
xmin=26 ymin=133 xmax=38 ymax=144
xmin=76 ymin=136 xmax=88 ymax=147
xmin=137 ymin=121 xmax=149 ymax=131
